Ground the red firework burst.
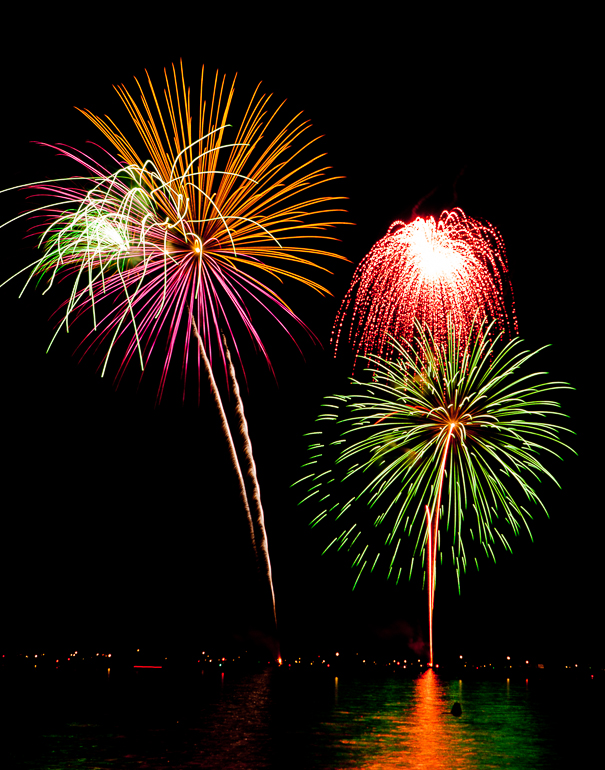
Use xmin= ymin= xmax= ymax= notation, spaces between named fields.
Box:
xmin=332 ymin=208 xmax=517 ymax=362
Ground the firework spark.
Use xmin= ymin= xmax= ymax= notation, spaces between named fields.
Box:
xmin=332 ymin=209 xmax=517 ymax=365
xmin=299 ymin=320 xmax=573 ymax=664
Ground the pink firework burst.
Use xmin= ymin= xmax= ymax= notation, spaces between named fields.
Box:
xmin=332 ymin=208 xmax=517 ymax=362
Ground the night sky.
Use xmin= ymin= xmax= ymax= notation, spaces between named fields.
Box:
xmin=1 ymin=12 xmax=597 ymax=664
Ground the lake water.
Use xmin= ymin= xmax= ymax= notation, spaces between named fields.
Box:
xmin=3 ymin=666 xmax=600 ymax=768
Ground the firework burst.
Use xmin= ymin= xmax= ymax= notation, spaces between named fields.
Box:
xmin=299 ymin=320 xmax=573 ymax=663
xmin=2 ymin=63 xmax=350 ymax=658
xmin=332 ymin=209 xmax=517 ymax=366
xmin=3 ymin=63 xmax=348 ymax=397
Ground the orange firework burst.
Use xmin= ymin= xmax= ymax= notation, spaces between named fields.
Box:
xmin=72 ymin=62 xmax=349 ymax=390
xmin=0 ymin=63 xmax=350 ymax=659
xmin=332 ymin=208 xmax=517 ymax=363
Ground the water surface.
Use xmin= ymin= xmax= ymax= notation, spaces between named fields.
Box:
xmin=3 ymin=667 xmax=599 ymax=768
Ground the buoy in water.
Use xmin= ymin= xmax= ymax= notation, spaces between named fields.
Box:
xmin=451 ymin=702 xmax=462 ymax=716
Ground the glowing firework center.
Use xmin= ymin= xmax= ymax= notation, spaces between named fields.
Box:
xmin=407 ymin=218 xmax=468 ymax=280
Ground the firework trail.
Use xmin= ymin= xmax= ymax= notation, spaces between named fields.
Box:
xmin=190 ymin=311 xmax=258 ymax=552
xmin=332 ymin=209 xmax=517 ymax=366
xmin=2 ymin=63 xmax=349 ymax=653
xmin=222 ymin=331 xmax=278 ymax=650
xmin=298 ymin=320 xmax=573 ymax=665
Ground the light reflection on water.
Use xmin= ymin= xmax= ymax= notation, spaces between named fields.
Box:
xmin=318 ymin=669 xmax=545 ymax=769
xmin=4 ymin=667 xmax=600 ymax=769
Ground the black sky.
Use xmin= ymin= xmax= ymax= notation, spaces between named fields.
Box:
xmin=0 ymin=11 xmax=598 ymax=663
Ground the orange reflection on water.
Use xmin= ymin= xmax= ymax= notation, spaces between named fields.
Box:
xmin=361 ymin=669 xmax=476 ymax=769
xmin=406 ymin=669 xmax=474 ymax=768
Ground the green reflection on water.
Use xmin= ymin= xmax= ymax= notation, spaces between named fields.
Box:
xmin=318 ymin=669 xmax=547 ymax=770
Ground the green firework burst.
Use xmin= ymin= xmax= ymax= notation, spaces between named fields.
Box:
xmin=297 ymin=321 xmax=574 ymax=592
